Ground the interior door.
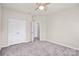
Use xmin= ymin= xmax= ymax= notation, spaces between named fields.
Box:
xmin=8 ymin=18 xmax=27 ymax=45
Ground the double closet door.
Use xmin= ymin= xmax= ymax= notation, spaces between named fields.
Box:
xmin=8 ymin=19 xmax=27 ymax=45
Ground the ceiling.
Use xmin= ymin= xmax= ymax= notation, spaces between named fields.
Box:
xmin=1 ymin=3 xmax=79 ymax=16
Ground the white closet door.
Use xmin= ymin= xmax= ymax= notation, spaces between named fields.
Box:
xmin=8 ymin=19 xmax=26 ymax=45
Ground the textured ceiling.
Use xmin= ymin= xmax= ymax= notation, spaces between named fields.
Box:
xmin=1 ymin=3 xmax=79 ymax=16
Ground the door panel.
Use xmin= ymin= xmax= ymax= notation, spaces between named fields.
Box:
xmin=8 ymin=19 xmax=26 ymax=45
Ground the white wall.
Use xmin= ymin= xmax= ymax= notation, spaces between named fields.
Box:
xmin=46 ymin=7 xmax=79 ymax=50
xmin=1 ymin=7 xmax=32 ymax=47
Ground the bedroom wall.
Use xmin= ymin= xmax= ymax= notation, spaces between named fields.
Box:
xmin=1 ymin=7 xmax=32 ymax=47
xmin=46 ymin=7 xmax=79 ymax=50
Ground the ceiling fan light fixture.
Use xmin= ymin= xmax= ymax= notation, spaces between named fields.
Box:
xmin=38 ymin=5 xmax=45 ymax=10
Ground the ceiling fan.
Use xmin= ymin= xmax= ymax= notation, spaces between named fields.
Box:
xmin=35 ymin=3 xmax=50 ymax=11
